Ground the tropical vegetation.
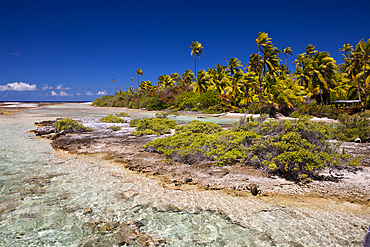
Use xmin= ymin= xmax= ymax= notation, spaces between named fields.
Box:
xmin=143 ymin=116 xmax=362 ymax=181
xmin=93 ymin=33 xmax=370 ymax=117
xmin=53 ymin=119 xmax=92 ymax=133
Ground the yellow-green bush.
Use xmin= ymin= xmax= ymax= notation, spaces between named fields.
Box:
xmin=145 ymin=117 xmax=360 ymax=181
xmin=100 ymin=114 xmax=126 ymax=123
xmin=53 ymin=119 xmax=92 ymax=133
xmin=129 ymin=117 xmax=176 ymax=136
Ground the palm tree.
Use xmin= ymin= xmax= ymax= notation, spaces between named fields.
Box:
xmin=208 ymin=65 xmax=229 ymax=95
xmin=256 ymin=32 xmax=271 ymax=103
xmin=157 ymin=75 xmax=174 ymax=89
xmin=224 ymin=57 xmax=243 ymax=76
xmin=247 ymin=53 xmax=262 ymax=73
xmin=190 ymin=70 xmax=210 ymax=94
xmin=170 ymin=72 xmax=181 ymax=84
xmin=112 ymin=78 xmax=115 ymax=93
xmin=339 ymin=43 xmax=354 ymax=60
xmin=138 ymin=80 xmax=154 ymax=91
xmin=190 ymin=41 xmax=204 ymax=78
xmin=181 ymin=69 xmax=195 ymax=86
xmin=306 ymin=44 xmax=318 ymax=58
xmin=340 ymin=44 xmax=362 ymax=102
xmin=355 ymin=38 xmax=370 ymax=109
xmin=135 ymin=68 xmax=143 ymax=86
xmin=283 ymin=47 xmax=293 ymax=68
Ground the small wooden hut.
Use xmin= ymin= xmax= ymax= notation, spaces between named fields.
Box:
xmin=330 ymin=100 xmax=362 ymax=114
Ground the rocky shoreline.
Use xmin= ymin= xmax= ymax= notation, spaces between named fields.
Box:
xmin=31 ymin=117 xmax=370 ymax=207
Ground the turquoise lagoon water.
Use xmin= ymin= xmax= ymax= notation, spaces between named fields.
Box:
xmin=0 ymin=103 xmax=368 ymax=246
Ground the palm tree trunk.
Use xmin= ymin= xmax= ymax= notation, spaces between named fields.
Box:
xmin=194 ymin=55 xmax=197 ymax=79
xmin=357 ymin=78 xmax=362 ymax=102
xmin=316 ymin=74 xmax=325 ymax=105
xmin=364 ymin=56 xmax=368 ymax=110
xmin=323 ymin=71 xmax=331 ymax=105
xmin=258 ymin=45 xmax=262 ymax=103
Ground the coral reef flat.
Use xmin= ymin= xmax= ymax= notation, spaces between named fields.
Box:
xmin=43 ymin=116 xmax=370 ymax=205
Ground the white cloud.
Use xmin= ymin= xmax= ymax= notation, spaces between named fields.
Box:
xmin=42 ymin=84 xmax=52 ymax=90
xmin=51 ymin=90 xmax=69 ymax=96
xmin=56 ymin=84 xmax=63 ymax=90
xmin=86 ymin=91 xmax=93 ymax=96
xmin=0 ymin=82 xmax=36 ymax=91
xmin=9 ymin=53 xmax=21 ymax=56
xmin=76 ymin=93 xmax=81 ymax=96
xmin=59 ymin=90 xmax=68 ymax=96
xmin=96 ymin=90 xmax=107 ymax=95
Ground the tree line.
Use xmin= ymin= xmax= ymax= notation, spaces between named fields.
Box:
xmin=96 ymin=32 xmax=370 ymax=114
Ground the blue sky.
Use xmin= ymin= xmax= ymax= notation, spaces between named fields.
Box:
xmin=1 ymin=0 xmax=370 ymax=101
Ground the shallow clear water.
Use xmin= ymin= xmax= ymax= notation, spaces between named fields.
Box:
xmin=0 ymin=103 xmax=368 ymax=246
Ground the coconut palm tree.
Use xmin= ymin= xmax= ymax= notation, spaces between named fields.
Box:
xmin=355 ymin=38 xmax=370 ymax=109
xmin=157 ymin=75 xmax=174 ymax=89
xmin=340 ymin=44 xmax=362 ymax=102
xmin=256 ymin=32 xmax=271 ymax=102
xmin=339 ymin=43 xmax=354 ymax=60
xmin=135 ymin=68 xmax=143 ymax=86
xmin=190 ymin=41 xmax=204 ymax=78
xmin=283 ymin=47 xmax=293 ymax=68
xmin=112 ymin=78 xmax=115 ymax=92
xmin=247 ymin=53 xmax=261 ymax=73
xmin=224 ymin=57 xmax=243 ymax=76
xmin=138 ymin=80 xmax=154 ymax=91
xmin=208 ymin=65 xmax=229 ymax=95
xmin=191 ymin=70 xmax=210 ymax=94
xmin=316 ymin=51 xmax=338 ymax=104
xmin=170 ymin=73 xmax=181 ymax=84
xmin=181 ymin=69 xmax=195 ymax=86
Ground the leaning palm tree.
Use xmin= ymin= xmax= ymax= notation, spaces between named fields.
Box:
xmin=283 ymin=47 xmax=293 ymax=68
xmin=190 ymin=70 xmax=209 ymax=94
xmin=339 ymin=43 xmax=354 ymax=60
xmin=190 ymin=41 xmax=204 ymax=78
xmin=135 ymin=68 xmax=143 ymax=86
xmin=224 ymin=57 xmax=243 ymax=76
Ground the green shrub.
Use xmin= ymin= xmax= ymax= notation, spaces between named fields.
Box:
xmin=174 ymin=91 xmax=200 ymax=110
xmin=145 ymin=117 xmax=360 ymax=181
xmin=129 ymin=117 xmax=177 ymax=135
xmin=116 ymin=112 xmax=130 ymax=118
xmin=108 ymin=126 xmax=121 ymax=131
xmin=331 ymin=114 xmax=370 ymax=142
xmin=53 ymin=119 xmax=92 ymax=133
xmin=290 ymin=101 xmax=339 ymax=119
xmin=100 ymin=114 xmax=126 ymax=123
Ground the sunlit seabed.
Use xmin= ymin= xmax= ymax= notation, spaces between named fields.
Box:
xmin=0 ymin=103 xmax=368 ymax=246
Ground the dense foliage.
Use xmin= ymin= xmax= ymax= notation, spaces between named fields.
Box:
xmin=53 ymin=119 xmax=92 ymax=133
xmin=93 ymin=33 xmax=370 ymax=115
xmin=332 ymin=114 xmax=370 ymax=142
xmin=144 ymin=116 xmax=361 ymax=181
